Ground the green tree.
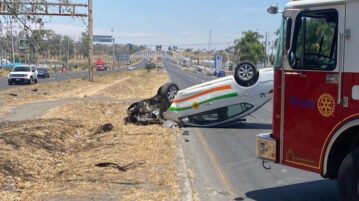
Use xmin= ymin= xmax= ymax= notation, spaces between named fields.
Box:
xmin=79 ymin=32 xmax=89 ymax=58
xmin=234 ymin=31 xmax=265 ymax=64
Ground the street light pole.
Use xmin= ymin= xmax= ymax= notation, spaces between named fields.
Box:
xmin=111 ymin=28 xmax=115 ymax=69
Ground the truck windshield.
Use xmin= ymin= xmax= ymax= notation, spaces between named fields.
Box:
xmin=274 ymin=18 xmax=286 ymax=68
xmin=13 ymin=67 xmax=30 ymax=72
xmin=291 ymin=9 xmax=338 ymax=70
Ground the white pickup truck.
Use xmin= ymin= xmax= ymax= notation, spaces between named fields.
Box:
xmin=8 ymin=65 xmax=38 ymax=85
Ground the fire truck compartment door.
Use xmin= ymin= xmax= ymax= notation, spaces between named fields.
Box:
xmin=282 ymin=5 xmax=345 ymax=171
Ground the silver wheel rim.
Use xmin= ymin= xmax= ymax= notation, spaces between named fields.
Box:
xmin=237 ymin=64 xmax=254 ymax=81
xmin=167 ymin=85 xmax=178 ymax=102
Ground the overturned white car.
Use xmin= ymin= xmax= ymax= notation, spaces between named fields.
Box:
xmin=125 ymin=61 xmax=273 ymax=127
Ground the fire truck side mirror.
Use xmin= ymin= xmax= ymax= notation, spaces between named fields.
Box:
xmin=267 ymin=4 xmax=279 ymax=15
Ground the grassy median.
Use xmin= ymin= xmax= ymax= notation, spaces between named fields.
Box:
xmin=0 ymin=70 xmax=180 ymax=201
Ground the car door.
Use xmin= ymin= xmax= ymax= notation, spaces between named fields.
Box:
xmin=283 ymin=5 xmax=345 ymax=172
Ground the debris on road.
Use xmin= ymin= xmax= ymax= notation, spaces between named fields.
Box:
xmin=162 ymin=120 xmax=178 ymax=129
xmin=8 ymin=93 xmax=17 ymax=97
xmin=182 ymin=130 xmax=190 ymax=136
xmin=101 ymin=123 xmax=113 ymax=132
xmin=31 ymin=88 xmax=38 ymax=92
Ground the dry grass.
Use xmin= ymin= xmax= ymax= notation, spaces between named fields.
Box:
xmin=0 ymin=69 xmax=10 ymax=78
xmin=0 ymin=70 xmax=166 ymax=117
xmin=0 ymin=69 xmax=179 ymax=200
xmin=98 ymin=70 xmax=169 ymax=100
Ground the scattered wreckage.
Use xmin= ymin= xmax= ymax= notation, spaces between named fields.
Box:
xmin=125 ymin=61 xmax=273 ymax=127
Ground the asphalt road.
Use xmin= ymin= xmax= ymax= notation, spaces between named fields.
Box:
xmin=0 ymin=60 xmax=146 ymax=91
xmin=164 ymin=59 xmax=339 ymax=201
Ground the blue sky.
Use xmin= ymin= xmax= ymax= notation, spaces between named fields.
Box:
xmin=44 ymin=0 xmax=289 ymax=49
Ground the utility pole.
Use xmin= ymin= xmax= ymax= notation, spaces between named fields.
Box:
xmin=67 ymin=37 xmax=70 ymax=70
xmin=208 ymin=29 xmax=212 ymax=51
xmin=10 ymin=17 xmax=14 ymax=63
xmin=88 ymin=0 xmax=94 ymax=81
xmin=111 ymin=28 xmax=115 ymax=69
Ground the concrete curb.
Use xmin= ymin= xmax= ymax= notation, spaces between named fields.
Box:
xmin=176 ymin=130 xmax=194 ymax=201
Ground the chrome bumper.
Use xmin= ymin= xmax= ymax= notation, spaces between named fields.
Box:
xmin=256 ymin=133 xmax=277 ymax=161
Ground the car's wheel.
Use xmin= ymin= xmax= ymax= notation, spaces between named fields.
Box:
xmin=8 ymin=80 xmax=12 ymax=85
xmin=28 ymin=77 xmax=33 ymax=85
xmin=157 ymin=86 xmax=163 ymax=96
xmin=159 ymin=82 xmax=179 ymax=104
xmin=234 ymin=61 xmax=259 ymax=87
xmin=337 ymin=146 xmax=359 ymax=201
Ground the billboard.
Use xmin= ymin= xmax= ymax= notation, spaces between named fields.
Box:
xmin=93 ymin=35 xmax=113 ymax=43
xmin=116 ymin=52 xmax=131 ymax=64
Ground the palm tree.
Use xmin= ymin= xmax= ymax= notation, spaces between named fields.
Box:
xmin=233 ymin=31 xmax=265 ymax=64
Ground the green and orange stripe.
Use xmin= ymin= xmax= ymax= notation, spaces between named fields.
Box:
xmin=169 ymin=92 xmax=238 ymax=112
xmin=174 ymin=85 xmax=233 ymax=103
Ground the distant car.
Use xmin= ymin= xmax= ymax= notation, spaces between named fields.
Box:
xmin=37 ymin=68 xmax=50 ymax=78
xmin=8 ymin=65 xmax=38 ymax=85
xmin=217 ymin=70 xmax=225 ymax=77
xmin=128 ymin=66 xmax=135 ymax=70
xmin=125 ymin=61 xmax=274 ymax=127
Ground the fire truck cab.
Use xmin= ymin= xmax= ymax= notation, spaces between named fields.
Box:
xmin=256 ymin=0 xmax=359 ymax=200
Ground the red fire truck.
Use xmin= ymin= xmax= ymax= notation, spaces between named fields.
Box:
xmin=256 ymin=1 xmax=359 ymax=200
xmin=96 ymin=59 xmax=106 ymax=71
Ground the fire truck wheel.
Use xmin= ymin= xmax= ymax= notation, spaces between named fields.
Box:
xmin=337 ymin=146 xmax=359 ymax=201
xmin=159 ymin=82 xmax=179 ymax=104
xmin=234 ymin=61 xmax=259 ymax=87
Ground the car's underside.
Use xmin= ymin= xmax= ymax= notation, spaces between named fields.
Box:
xmin=124 ymin=61 xmax=273 ymax=127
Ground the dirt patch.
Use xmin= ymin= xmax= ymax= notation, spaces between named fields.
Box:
xmin=0 ymin=69 xmax=179 ymax=200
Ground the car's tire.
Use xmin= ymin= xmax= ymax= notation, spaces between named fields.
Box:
xmin=337 ymin=146 xmax=359 ymax=201
xmin=159 ymin=82 xmax=179 ymax=104
xmin=8 ymin=80 xmax=12 ymax=85
xmin=28 ymin=77 xmax=33 ymax=85
xmin=234 ymin=61 xmax=259 ymax=87
xmin=157 ymin=86 xmax=163 ymax=96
